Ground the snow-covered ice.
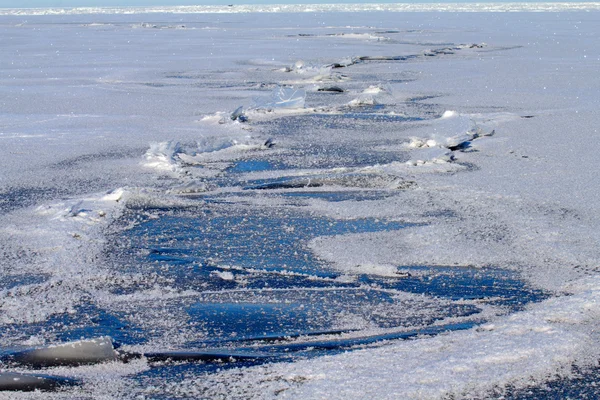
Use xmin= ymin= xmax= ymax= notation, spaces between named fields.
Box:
xmin=1 ymin=5 xmax=600 ymax=399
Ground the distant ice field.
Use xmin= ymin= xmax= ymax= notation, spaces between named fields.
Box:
xmin=2 ymin=2 xmax=600 ymax=15
xmin=1 ymin=8 xmax=600 ymax=399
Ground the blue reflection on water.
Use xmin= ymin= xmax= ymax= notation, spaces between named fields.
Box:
xmin=118 ymin=201 xmax=547 ymax=347
xmin=136 ymin=211 xmax=410 ymax=277
xmin=362 ymin=265 xmax=544 ymax=310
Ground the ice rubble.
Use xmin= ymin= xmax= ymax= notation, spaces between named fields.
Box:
xmin=406 ymin=110 xmax=490 ymax=150
xmin=254 ymin=86 xmax=306 ymax=110
xmin=200 ymin=86 xmax=310 ymax=123
xmin=168 ymin=12 xmax=600 ymax=400
xmin=141 ymin=137 xmax=276 ymax=177
xmin=281 ymin=61 xmax=350 ymax=84
xmin=141 ymin=141 xmax=183 ymax=174
xmin=397 ymin=110 xmax=496 ymax=166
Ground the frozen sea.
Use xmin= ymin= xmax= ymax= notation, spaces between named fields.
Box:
xmin=1 ymin=3 xmax=600 ymax=399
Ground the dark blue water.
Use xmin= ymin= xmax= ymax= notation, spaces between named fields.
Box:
xmin=102 ymin=195 xmax=548 ymax=351
xmin=109 ymin=190 xmax=548 ymax=393
xmin=281 ymin=190 xmax=396 ymax=202
xmin=0 ymin=274 xmax=48 ymax=291
xmin=361 ymin=265 xmax=544 ymax=310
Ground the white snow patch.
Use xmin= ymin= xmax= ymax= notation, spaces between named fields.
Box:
xmin=211 ymin=271 xmax=235 ymax=281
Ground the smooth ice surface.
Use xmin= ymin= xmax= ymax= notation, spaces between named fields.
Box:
xmin=1 ymin=7 xmax=600 ymax=399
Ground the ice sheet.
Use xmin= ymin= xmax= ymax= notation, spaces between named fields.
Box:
xmin=2 ymin=3 xmax=600 ymax=16
xmin=1 ymin=8 xmax=600 ymax=400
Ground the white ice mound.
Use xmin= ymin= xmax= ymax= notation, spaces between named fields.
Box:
xmin=362 ymin=84 xmax=392 ymax=95
xmin=348 ymin=94 xmax=378 ymax=107
xmin=211 ymin=270 xmax=235 ymax=281
xmin=348 ymin=85 xmax=393 ymax=106
xmin=408 ymin=110 xmax=490 ymax=150
xmin=255 ymin=86 xmax=306 ymax=109
xmin=348 ymin=263 xmax=407 ymax=278
xmin=142 ymin=136 xmax=275 ymax=180
xmin=282 ymin=60 xmax=310 ymax=73
xmin=101 ymin=187 xmax=125 ymax=202
xmin=178 ymin=137 xmax=272 ymax=165
xmin=142 ymin=140 xmax=183 ymax=172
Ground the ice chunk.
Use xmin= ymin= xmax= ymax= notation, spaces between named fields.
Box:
xmin=408 ymin=111 xmax=484 ymax=151
xmin=362 ymin=84 xmax=392 ymax=95
xmin=292 ymin=60 xmax=305 ymax=72
xmin=177 ymin=137 xmax=271 ymax=165
xmin=142 ymin=141 xmax=182 ymax=172
xmin=432 ymin=111 xmax=480 ymax=149
xmin=327 ymin=56 xmax=359 ymax=68
xmin=282 ymin=60 xmax=306 ymax=72
xmin=255 ymin=86 xmax=306 ymax=109
xmin=211 ymin=270 xmax=235 ymax=281
xmin=0 ymin=372 xmax=77 ymax=392
xmin=101 ymin=187 xmax=125 ymax=202
xmin=441 ymin=110 xmax=458 ymax=119
xmin=348 ymin=94 xmax=378 ymax=107
xmin=230 ymin=106 xmax=248 ymax=122
xmin=3 ymin=337 xmax=118 ymax=368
